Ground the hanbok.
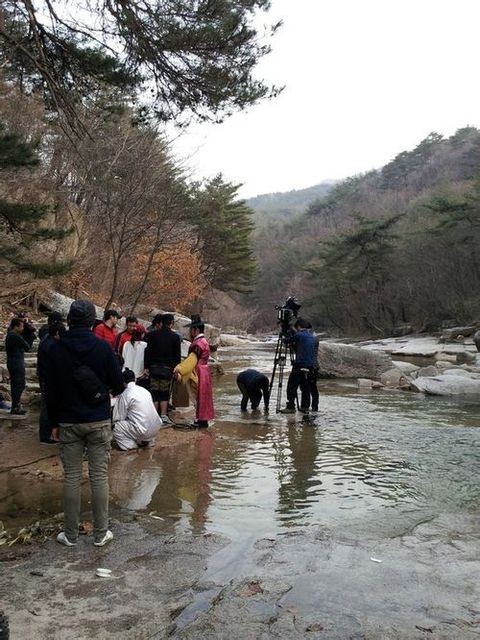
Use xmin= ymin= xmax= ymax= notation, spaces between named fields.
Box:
xmin=176 ymin=334 xmax=214 ymax=421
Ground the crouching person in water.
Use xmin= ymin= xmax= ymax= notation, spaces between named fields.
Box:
xmin=237 ymin=369 xmax=270 ymax=412
xmin=112 ymin=369 xmax=163 ymax=450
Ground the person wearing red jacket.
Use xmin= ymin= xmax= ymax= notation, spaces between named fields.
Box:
xmin=114 ymin=315 xmax=147 ymax=354
xmin=93 ymin=309 xmax=120 ymax=348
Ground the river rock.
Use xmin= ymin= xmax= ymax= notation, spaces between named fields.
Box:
xmin=220 ymin=334 xmax=257 ymax=347
xmin=436 ymin=361 xmax=458 ymax=370
xmin=380 ymin=368 xmax=408 ymax=387
xmin=317 ymin=343 xmax=394 ymax=379
xmin=411 ymin=374 xmax=480 ymax=395
xmin=357 ymin=378 xmax=373 ymax=389
xmin=433 ymin=352 xmax=456 ymax=363
xmin=474 ymin=330 xmax=480 ymax=351
xmin=392 ymin=360 xmax=419 ymax=375
xmin=41 ymin=290 xmax=104 ymax=321
xmin=357 ymin=378 xmax=384 ymax=390
xmin=391 ymin=324 xmax=415 ymax=337
xmin=442 ymin=369 xmax=473 ymax=378
xmin=456 ymin=351 xmax=477 ymax=365
xmin=441 ymin=326 xmax=477 ymax=340
xmin=416 ymin=365 xmax=439 ymax=377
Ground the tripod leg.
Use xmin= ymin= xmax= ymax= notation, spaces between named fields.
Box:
xmin=269 ymin=335 xmax=283 ymax=393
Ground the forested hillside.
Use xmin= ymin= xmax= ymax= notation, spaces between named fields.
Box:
xmin=248 ymin=128 xmax=480 ymax=335
xmin=0 ymin=1 xmax=273 ymax=314
xmin=246 ymin=181 xmax=336 ymax=226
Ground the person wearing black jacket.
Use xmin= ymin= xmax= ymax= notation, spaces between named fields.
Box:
xmin=38 ymin=311 xmax=64 ymax=342
xmin=5 ymin=318 xmax=30 ymax=415
xmin=144 ymin=313 xmax=181 ymax=424
xmin=237 ymin=369 xmax=270 ymax=412
xmin=17 ymin=312 xmax=36 ymax=347
xmin=45 ymin=299 xmax=124 ymax=548
xmin=37 ymin=321 xmax=66 ymax=443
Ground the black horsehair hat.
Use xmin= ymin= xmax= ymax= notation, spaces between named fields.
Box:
xmin=184 ymin=314 xmax=207 ymax=328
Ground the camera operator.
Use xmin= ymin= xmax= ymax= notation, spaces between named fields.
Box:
xmin=280 ymin=317 xmax=317 ymax=414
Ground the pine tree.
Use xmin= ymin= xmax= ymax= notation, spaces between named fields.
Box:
xmin=191 ymin=175 xmax=256 ymax=293
xmin=0 ymin=123 xmax=71 ymax=276
xmin=0 ymin=1 xmax=281 ymax=133
xmin=307 ymin=214 xmax=403 ymax=333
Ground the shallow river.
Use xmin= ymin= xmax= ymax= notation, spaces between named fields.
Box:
xmin=111 ymin=343 xmax=480 ymax=540
xmin=2 ymin=342 xmax=480 ymax=635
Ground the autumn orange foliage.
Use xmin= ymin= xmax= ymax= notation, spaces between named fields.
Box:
xmin=134 ymin=242 xmax=206 ymax=310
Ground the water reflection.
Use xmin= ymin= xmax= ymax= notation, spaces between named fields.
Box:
xmin=111 ymin=434 xmax=214 ymax=534
xmin=2 ymin=343 xmax=479 ymax=542
xmin=275 ymin=424 xmax=319 ymax=524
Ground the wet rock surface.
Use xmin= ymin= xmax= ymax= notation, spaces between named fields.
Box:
xmin=1 ymin=517 xmax=228 ymax=639
xmin=173 ymin=518 xmax=480 ymax=640
xmin=317 ymin=343 xmax=394 ymax=379
xmin=411 ymin=374 xmax=480 ymax=395
xmin=1 ymin=341 xmax=480 ymax=639
xmin=2 ymin=512 xmax=480 ymax=639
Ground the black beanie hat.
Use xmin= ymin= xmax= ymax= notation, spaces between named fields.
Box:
xmin=68 ymin=300 xmax=97 ymax=328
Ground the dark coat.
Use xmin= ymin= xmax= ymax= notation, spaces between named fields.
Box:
xmin=45 ymin=328 xmax=124 ymax=426
xmin=5 ymin=331 xmax=30 ymax=367
xmin=144 ymin=327 xmax=181 ymax=370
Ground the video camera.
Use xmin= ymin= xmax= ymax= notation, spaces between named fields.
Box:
xmin=275 ymin=296 xmax=301 ymax=335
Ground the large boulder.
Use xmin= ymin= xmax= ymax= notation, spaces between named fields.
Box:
xmin=411 ymin=374 xmax=480 ymax=395
xmin=317 ymin=343 xmax=394 ymax=379
xmin=392 ymin=360 xmax=419 ymax=375
xmin=433 ymin=352 xmax=456 ymax=363
xmin=456 ymin=351 xmax=477 ymax=365
xmin=474 ymin=330 xmax=480 ymax=351
xmin=442 ymin=368 xmax=474 ymax=378
xmin=416 ymin=365 xmax=439 ymax=378
xmin=440 ymin=326 xmax=477 ymax=341
xmin=380 ymin=368 xmax=410 ymax=387
xmin=41 ymin=290 xmax=104 ymax=320
xmin=40 ymin=291 xmax=222 ymax=344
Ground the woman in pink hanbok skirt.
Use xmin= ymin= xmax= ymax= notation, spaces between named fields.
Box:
xmin=175 ymin=315 xmax=214 ymax=428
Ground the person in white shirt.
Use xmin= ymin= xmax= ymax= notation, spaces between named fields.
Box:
xmin=112 ymin=369 xmax=163 ymax=450
xmin=122 ymin=330 xmax=147 ymax=379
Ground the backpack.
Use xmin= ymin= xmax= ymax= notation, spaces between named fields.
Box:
xmin=72 ymin=364 xmax=110 ymax=406
xmin=61 ymin=344 xmax=110 ymax=406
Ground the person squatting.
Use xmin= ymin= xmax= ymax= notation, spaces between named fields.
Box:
xmin=2 ymin=300 xmax=217 ymax=548
xmin=3 ymin=300 xmax=319 ymax=549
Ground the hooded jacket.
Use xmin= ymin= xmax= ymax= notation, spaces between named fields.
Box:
xmin=45 ymin=327 xmax=124 ymax=426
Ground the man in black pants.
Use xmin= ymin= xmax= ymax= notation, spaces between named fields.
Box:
xmin=144 ymin=313 xmax=181 ymax=424
xmin=280 ymin=318 xmax=317 ymax=414
xmin=301 ymin=322 xmax=319 ymax=413
xmin=5 ymin=318 xmax=30 ymax=415
xmin=237 ymin=369 xmax=270 ymax=412
xmin=37 ymin=320 xmax=66 ymax=442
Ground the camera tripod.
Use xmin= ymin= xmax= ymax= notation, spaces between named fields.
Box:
xmin=269 ymin=331 xmax=295 ymax=413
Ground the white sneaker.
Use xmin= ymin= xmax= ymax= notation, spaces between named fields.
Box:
xmin=57 ymin=532 xmax=77 ymax=547
xmin=160 ymin=415 xmax=174 ymax=425
xmin=94 ymin=530 xmax=114 ymax=547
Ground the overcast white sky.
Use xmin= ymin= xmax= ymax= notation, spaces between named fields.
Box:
xmin=169 ymin=0 xmax=480 ymax=199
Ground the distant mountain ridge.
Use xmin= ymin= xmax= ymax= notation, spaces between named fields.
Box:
xmin=245 ymin=180 xmax=337 ymax=225
xmin=248 ymin=126 xmax=480 ymax=335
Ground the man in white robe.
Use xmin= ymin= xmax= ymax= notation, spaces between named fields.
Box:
xmin=113 ymin=369 xmax=163 ymax=450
